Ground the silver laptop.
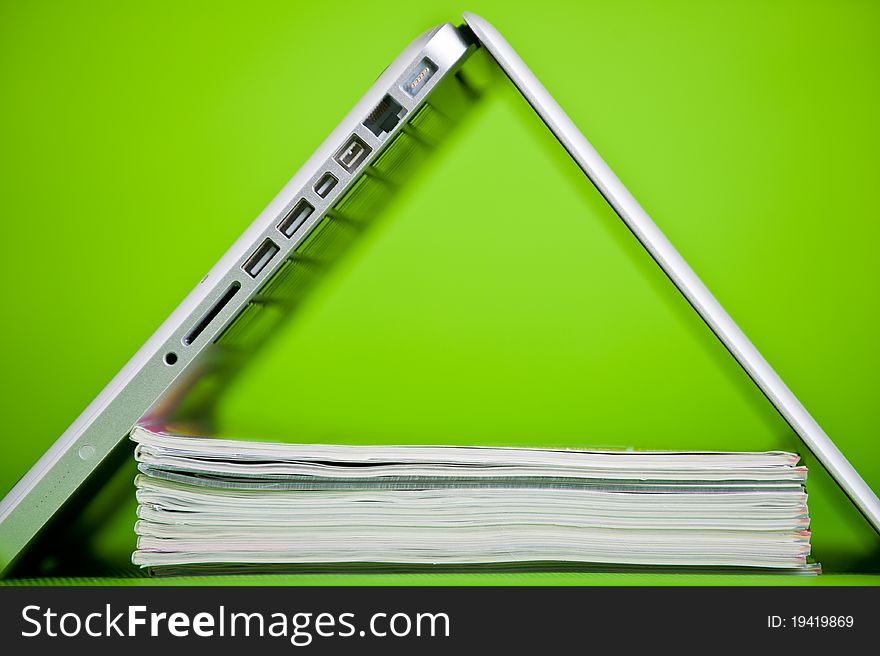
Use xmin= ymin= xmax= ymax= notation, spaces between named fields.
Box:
xmin=2 ymin=13 xmax=877 ymax=575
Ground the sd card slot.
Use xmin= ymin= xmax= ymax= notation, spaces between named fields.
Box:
xmin=183 ymin=281 xmax=241 ymax=346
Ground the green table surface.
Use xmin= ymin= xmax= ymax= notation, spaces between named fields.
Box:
xmin=1 ymin=1 xmax=879 ymax=584
xmin=0 ymin=572 xmax=877 ymax=587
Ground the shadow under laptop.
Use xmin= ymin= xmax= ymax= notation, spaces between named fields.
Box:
xmin=147 ymin=562 xmax=821 ymax=578
xmin=160 ymin=55 xmax=495 ymax=434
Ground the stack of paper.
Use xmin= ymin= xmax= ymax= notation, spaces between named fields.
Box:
xmin=131 ymin=426 xmax=817 ymax=572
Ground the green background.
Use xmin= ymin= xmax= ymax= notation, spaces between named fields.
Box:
xmin=1 ymin=0 xmax=878 ymax=584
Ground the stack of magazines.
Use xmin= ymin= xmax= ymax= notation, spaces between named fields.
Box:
xmin=131 ymin=426 xmax=817 ymax=572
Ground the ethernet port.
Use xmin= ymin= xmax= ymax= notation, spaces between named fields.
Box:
xmin=363 ymin=94 xmax=405 ymax=138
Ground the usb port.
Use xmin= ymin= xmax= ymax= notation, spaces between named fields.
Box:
xmin=314 ymin=172 xmax=338 ymax=198
xmin=278 ymin=199 xmax=314 ymax=238
xmin=363 ymin=95 xmax=405 ymax=137
xmin=334 ymin=134 xmax=372 ymax=172
xmin=242 ymin=239 xmax=279 ymax=278
xmin=402 ymin=58 xmax=437 ymax=97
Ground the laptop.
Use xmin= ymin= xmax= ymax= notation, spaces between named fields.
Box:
xmin=1 ymin=12 xmax=878 ymax=575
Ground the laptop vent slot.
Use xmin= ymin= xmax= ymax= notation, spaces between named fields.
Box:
xmin=183 ymin=281 xmax=241 ymax=346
